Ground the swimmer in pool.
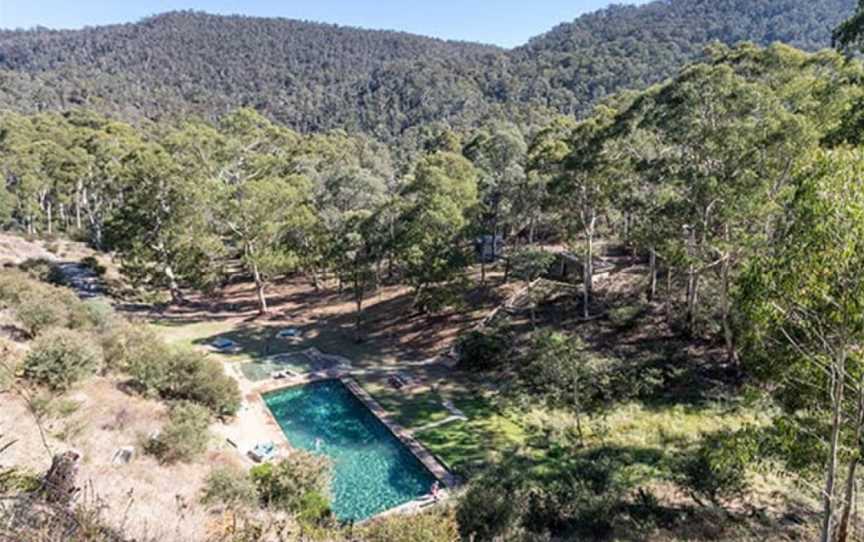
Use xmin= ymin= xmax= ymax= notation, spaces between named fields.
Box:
xmin=430 ymin=481 xmax=441 ymax=501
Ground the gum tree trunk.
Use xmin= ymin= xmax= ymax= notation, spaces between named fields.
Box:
xmin=821 ymin=353 xmax=846 ymax=542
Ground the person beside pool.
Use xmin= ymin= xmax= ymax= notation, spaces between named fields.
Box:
xmin=430 ymin=481 xmax=441 ymax=501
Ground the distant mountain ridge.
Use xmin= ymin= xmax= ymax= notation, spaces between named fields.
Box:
xmin=0 ymin=0 xmax=856 ymax=145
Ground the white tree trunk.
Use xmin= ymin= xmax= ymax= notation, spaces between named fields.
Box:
xmin=649 ymin=248 xmax=657 ymax=301
xmin=582 ymin=210 xmax=596 ymax=320
xmin=252 ymin=262 xmax=268 ymax=314
xmin=821 ymin=353 xmax=846 ymax=542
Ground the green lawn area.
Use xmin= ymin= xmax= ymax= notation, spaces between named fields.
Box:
xmin=370 ymin=387 xmax=453 ymax=428
xmin=415 ymin=396 xmax=527 ymax=477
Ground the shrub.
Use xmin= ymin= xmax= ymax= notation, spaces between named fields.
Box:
xmin=457 ymin=481 xmax=523 ymax=541
xmin=457 ymin=326 xmax=511 ymax=371
xmin=144 ymin=401 xmax=211 ymax=464
xmin=201 ymin=466 xmax=258 ymax=508
xmin=162 ymin=349 xmax=241 ymax=416
xmin=250 ymin=451 xmax=331 ymax=514
xmin=607 ymin=304 xmax=646 ymax=331
xmin=296 ymin=490 xmax=332 ymax=525
xmin=23 ymin=329 xmax=102 ymax=390
xmin=0 ymin=467 xmax=42 ymax=494
xmin=80 ymin=298 xmax=116 ymax=331
xmin=359 ymin=508 xmax=460 ymax=542
xmin=0 ymin=270 xmax=32 ymax=307
xmin=18 ymin=258 xmax=64 ymax=285
xmin=15 ymin=289 xmax=69 ymax=337
xmin=10 ymin=277 xmax=101 ymax=337
xmin=104 ymin=326 xmax=241 ymax=416
xmin=677 ymin=429 xmax=757 ymax=507
xmin=80 ymin=256 xmax=107 ymax=277
xmin=102 ymin=322 xmax=166 ymax=373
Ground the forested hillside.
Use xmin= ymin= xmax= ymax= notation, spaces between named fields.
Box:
xmin=0 ymin=0 xmax=855 ymax=146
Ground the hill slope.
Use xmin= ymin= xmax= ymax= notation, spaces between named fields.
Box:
xmin=0 ymin=0 xmax=856 ymax=143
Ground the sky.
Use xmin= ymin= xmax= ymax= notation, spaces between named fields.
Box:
xmin=0 ymin=0 xmax=650 ymax=48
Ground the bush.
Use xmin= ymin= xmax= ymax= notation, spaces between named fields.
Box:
xmin=0 ymin=270 xmax=32 ymax=307
xmin=457 ymin=482 xmax=522 ymax=541
xmin=201 ymin=466 xmax=258 ymax=508
xmin=8 ymin=274 xmax=102 ymax=337
xmin=18 ymin=258 xmax=64 ymax=285
xmin=23 ymin=329 xmax=102 ymax=390
xmin=144 ymin=401 xmax=211 ymax=464
xmin=104 ymin=326 xmax=241 ymax=416
xmin=250 ymin=451 xmax=331 ymax=514
xmin=0 ymin=467 xmax=42 ymax=494
xmin=457 ymin=326 xmax=511 ymax=371
xmin=677 ymin=430 xmax=757 ymax=507
xmin=296 ymin=490 xmax=332 ymax=525
xmin=81 ymin=298 xmax=116 ymax=331
xmin=102 ymin=322 xmax=165 ymax=373
xmin=80 ymin=256 xmax=107 ymax=277
xmin=162 ymin=349 xmax=241 ymax=416
xmin=15 ymin=289 xmax=70 ymax=337
xmin=607 ymin=304 xmax=646 ymax=331
xmin=359 ymin=508 xmax=460 ymax=542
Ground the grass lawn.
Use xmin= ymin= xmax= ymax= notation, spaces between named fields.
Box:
xmin=415 ymin=396 xmax=527 ymax=477
xmin=367 ymin=386 xmax=453 ymax=429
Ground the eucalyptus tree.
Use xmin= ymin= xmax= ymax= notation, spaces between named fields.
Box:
xmin=739 ymin=149 xmax=864 ymax=542
xmin=540 ymin=107 xmax=619 ymax=319
xmin=293 ymin=131 xmax=392 ymax=290
xmin=214 ymin=109 xmax=315 ymax=314
xmin=463 ymin=124 xmax=528 ymax=283
xmin=0 ymin=112 xmax=51 ymax=235
xmin=71 ymin=116 xmax=144 ymax=248
xmin=396 ymin=151 xmax=479 ymax=312
xmin=104 ymin=143 xmax=208 ymax=303
xmin=636 ymin=60 xmax=814 ymax=358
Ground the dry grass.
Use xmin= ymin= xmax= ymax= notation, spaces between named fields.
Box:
xmin=0 ymin=376 xmax=247 ymax=541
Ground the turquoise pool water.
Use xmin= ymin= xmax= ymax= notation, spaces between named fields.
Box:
xmin=263 ymin=379 xmax=437 ymax=521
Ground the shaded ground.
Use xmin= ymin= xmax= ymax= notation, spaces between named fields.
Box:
xmin=155 ymin=269 xmax=517 ymax=367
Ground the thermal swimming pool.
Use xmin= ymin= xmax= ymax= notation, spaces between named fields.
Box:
xmin=263 ymin=379 xmax=438 ymax=521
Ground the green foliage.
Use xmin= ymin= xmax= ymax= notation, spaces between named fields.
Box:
xmin=23 ymin=328 xmax=102 ymax=391
xmin=522 ymin=332 xmax=611 ymax=413
xmin=397 ymin=151 xmax=478 ymax=309
xmin=509 ymin=249 xmax=554 ymax=284
xmin=80 ymin=298 xmax=116 ymax=331
xmin=249 ymin=452 xmax=331 ymax=515
xmin=0 ymin=467 xmax=42 ymax=494
xmin=607 ymin=304 xmax=646 ymax=331
xmin=80 ymin=256 xmax=107 ymax=277
xmin=357 ymin=508 xmax=460 ymax=542
xmin=158 ymin=349 xmax=241 ymax=416
xmin=17 ymin=258 xmax=64 ymax=285
xmin=200 ymin=466 xmax=258 ymax=508
xmin=677 ymin=430 xmax=758 ymax=507
xmin=144 ymin=401 xmax=211 ymax=464
xmin=457 ymin=451 xmax=634 ymax=541
xmin=14 ymin=289 xmax=69 ymax=337
xmin=0 ymin=3 xmax=851 ymax=147
xmin=103 ymin=324 xmax=240 ymax=416
xmin=457 ymin=326 xmax=512 ymax=371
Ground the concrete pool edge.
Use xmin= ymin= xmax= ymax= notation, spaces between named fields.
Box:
xmin=254 ymin=370 xmax=460 ymax=520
